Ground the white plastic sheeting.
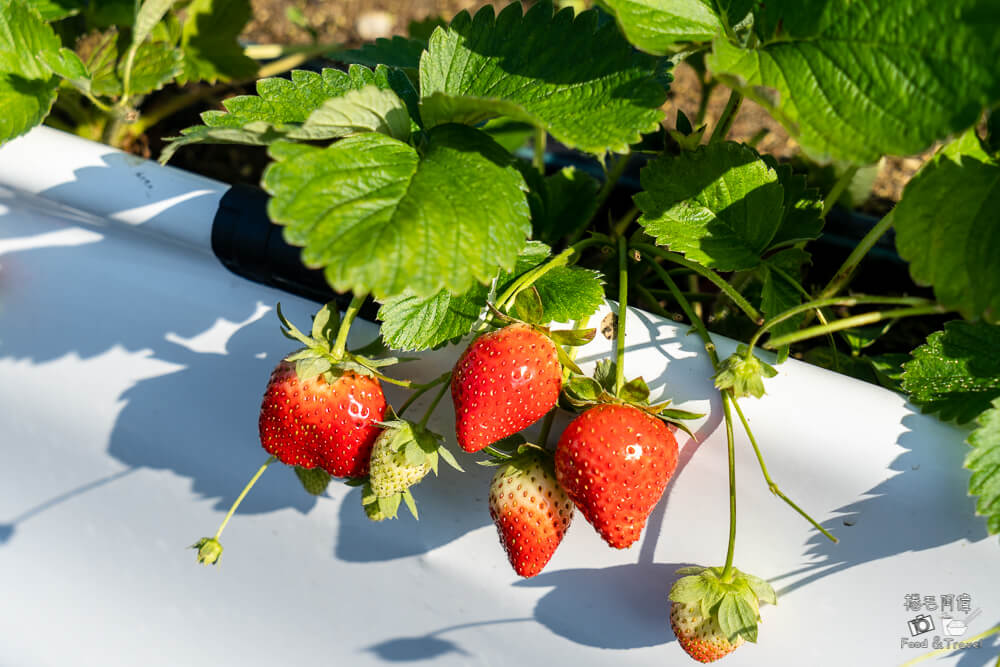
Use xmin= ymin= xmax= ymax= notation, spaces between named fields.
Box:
xmin=0 ymin=128 xmax=997 ymax=666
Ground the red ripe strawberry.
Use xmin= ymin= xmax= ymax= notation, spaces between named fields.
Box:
xmin=670 ymin=600 xmax=744 ymax=663
xmin=451 ymin=323 xmax=562 ymax=453
xmin=555 ymin=403 xmax=678 ymax=548
xmin=259 ymin=361 xmax=387 ymax=478
xmin=489 ymin=450 xmax=573 ymax=577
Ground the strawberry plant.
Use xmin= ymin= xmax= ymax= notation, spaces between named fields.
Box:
xmin=9 ymin=0 xmax=1000 ymax=660
xmin=0 ymin=0 xmax=340 ymax=147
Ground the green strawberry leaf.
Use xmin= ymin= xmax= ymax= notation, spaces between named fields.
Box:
xmin=377 ymin=284 xmax=489 ymax=352
xmin=500 ymin=241 xmax=605 ymax=324
xmin=481 ymin=117 xmax=535 ymax=154
xmin=636 ymin=142 xmax=785 ymax=271
xmin=28 ymin=0 xmax=83 ymax=20
xmin=596 ymin=0 xmax=724 ymax=55
xmin=0 ymin=0 xmax=61 ymax=143
xmin=718 ymin=593 xmax=759 ymax=643
xmin=707 ymin=0 xmax=1000 ymax=164
xmin=263 ymin=124 xmax=530 ymax=299
xmin=533 ymin=266 xmax=605 ymax=324
xmin=117 ymin=41 xmax=182 ymax=95
xmin=893 ymin=130 xmax=1000 ymax=323
xmin=901 ymin=321 xmax=1000 ymax=425
xmin=758 ymin=248 xmax=809 ymax=338
xmin=378 ymin=240 xmax=602 ymax=351
xmin=296 ymin=85 xmax=411 ymax=141
xmin=38 ymin=47 xmax=91 ymax=94
xmin=762 ymin=157 xmax=824 ymax=249
xmin=966 ymin=397 xmax=1000 ymax=537
xmin=178 ymin=0 xmax=257 ymax=84
xmin=77 ymin=28 xmax=121 ymax=97
xmin=160 ymin=65 xmax=410 ymax=162
xmin=533 ymin=166 xmax=601 ymax=245
xmin=419 ymin=1 xmax=669 ymax=155
xmin=132 ymin=0 xmax=177 ymax=47
xmin=513 ymin=286 xmax=546 ymax=325
xmin=335 ymin=35 xmax=427 ymax=70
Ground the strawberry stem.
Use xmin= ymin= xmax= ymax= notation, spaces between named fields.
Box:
xmin=419 ymin=381 xmax=451 ymax=429
xmin=648 ymin=257 xmax=840 ymax=544
xmin=746 ymin=294 xmax=938 ymax=352
xmin=820 ymin=164 xmax=859 ymax=219
xmin=731 ymin=399 xmax=838 ymax=543
xmin=720 ymin=392 xmax=737 ymax=583
xmin=709 ymin=88 xmax=743 ymax=144
xmin=213 ymin=455 xmax=277 ymax=541
xmin=532 ymin=126 xmax=546 ymax=175
xmin=614 ymin=236 xmax=628 ymax=396
xmin=642 ymin=259 xmax=720 ymax=366
xmin=815 ymin=207 xmax=896 ymax=302
xmin=632 ymin=242 xmax=763 ymax=324
xmin=495 ymin=247 xmax=574 ymax=313
xmin=763 ymin=304 xmax=948 ymax=349
xmin=331 ymin=293 xmax=367 ymax=359
xmin=396 ymin=372 xmax=451 ymax=418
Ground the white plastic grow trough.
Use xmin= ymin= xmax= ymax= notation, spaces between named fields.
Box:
xmin=0 ymin=127 xmax=997 ymax=666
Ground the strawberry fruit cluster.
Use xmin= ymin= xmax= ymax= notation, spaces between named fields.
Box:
xmin=191 ymin=288 xmax=774 ymax=663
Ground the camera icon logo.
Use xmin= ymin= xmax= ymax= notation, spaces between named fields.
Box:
xmin=907 ymin=614 xmax=935 ymax=637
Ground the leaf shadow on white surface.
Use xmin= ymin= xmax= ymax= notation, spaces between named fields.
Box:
xmin=333 ymin=444 xmax=495 ymax=562
xmin=773 ymin=412 xmax=988 ymax=596
xmin=0 ymin=180 xmax=327 ymax=545
xmin=954 ymin=626 xmax=1000 ymax=666
xmin=363 ymin=618 xmax=532 ymax=662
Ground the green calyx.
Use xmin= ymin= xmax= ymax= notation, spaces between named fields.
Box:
xmin=713 ymin=345 xmax=778 ymax=399
xmin=561 ymin=359 xmax=703 ymax=438
xmin=361 ymin=481 xmax=389 ymax=522
xmin=478 ymin=442 xmax=551 ymax=471
xmin=190 ymin=537 xmax=223 ymax=565
xmin=276 ymin=300 xmax=402 ymax=384
xmin=365 ymin=419 xmax=464 ymax=520
xmin=669 ymin=565 xmax=777 ymax=644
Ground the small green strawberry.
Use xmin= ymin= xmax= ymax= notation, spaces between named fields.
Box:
xmin=294 ymin=466 xmax=332 ymax=495
xmin=365 ymin=420 xmax=463 ymax=521
xmin=668 ymin=565 xmax=776 ymax=663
